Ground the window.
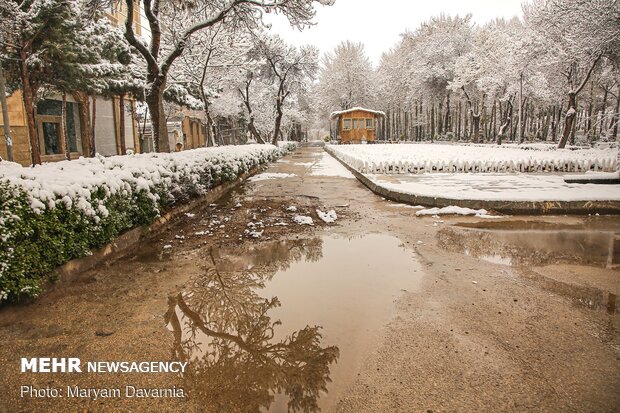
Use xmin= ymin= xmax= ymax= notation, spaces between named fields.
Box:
xmin=37 ymin=99 xmax=80 ymax=154
xmin=343 ymin=119 xmax=351 ymax=130
xmin=366 ymin=118 xmax=374 ymax=129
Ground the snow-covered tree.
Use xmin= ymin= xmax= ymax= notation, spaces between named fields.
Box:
xmin=318 ymin=41 xmax=375 ymax=112
xmin=407 ymin=14 xmax=473 ymax=136
xmin=524 ymin=0 xmax=620 ymax=148
xmin=170 ymin=25 xmax=251 ymax=146
xmin=121 ymin=0 xmax=334 ymax=153
xmin=254 ymin=34 xmax=318 ymax=144
xmin=0 ymin=0 xmax=137 ymax=164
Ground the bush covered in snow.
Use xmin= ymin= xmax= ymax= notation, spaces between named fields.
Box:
xmin=0 ymin=143 xmax=295 ymax=303
xmin=326 ymin=144 xmax=618 ymax=175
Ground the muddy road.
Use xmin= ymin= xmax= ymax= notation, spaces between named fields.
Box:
xmin=0 ymin=145 xmax=618 ymax=412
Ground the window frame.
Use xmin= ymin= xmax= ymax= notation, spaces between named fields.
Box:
xmin=366 ymin=118 xmax=374 ymax=129
xmin=343 ymin=118 xmax=351 ymax=130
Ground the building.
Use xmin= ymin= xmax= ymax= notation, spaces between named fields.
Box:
xmin=0 ymin=1 xmax=145 ymax=166
xmin=330 ymin=107 xmax=385 ymax=144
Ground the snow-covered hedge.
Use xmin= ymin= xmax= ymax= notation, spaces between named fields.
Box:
xmin=326 ymin=143 xmax=618 ymax=174
xmin=0 ymin=143 xmax=296 ymax=303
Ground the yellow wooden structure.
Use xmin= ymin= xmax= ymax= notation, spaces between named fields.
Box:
xmin=330 ymin=107 xmax=385 ymax=144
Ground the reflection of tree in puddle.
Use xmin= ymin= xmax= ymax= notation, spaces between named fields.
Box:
xmin=165 ymin=238 xmax=339 ymax=413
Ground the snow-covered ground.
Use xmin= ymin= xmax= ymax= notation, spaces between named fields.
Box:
xmin=327 ymin=143 xmax=617 ymax=174
xmin=248 ymin=172 xmax=296 ymax=182
xmin=309 ymin=151 xmax=355 ymax=179
xmin=367 ymin=173 xmax=620 ymax=202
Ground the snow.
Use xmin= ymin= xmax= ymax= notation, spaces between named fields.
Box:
xmin=316 ymin=209 xmax=337 ymax=223
xmin=326 ymin=143 xmax=618 ymax=175
xmin=330 ymin=107 xmax=386 ymax=118
xmin=286 ymin=206 xmax=298 ymax=212
xmin=309 ymin=152 xmax=355 ymax=179
xmin=292 ymin=215 xmax=314 ymax=225
xmin=563 ymin=171 xmax=619 ymax=181
xmin=387 ymin=203 xmax=425 ymax=209
xmin=367 ymin=173 xmax=620 ymax=202
xmin=415 ymin=206 xmax=489 ymax=216
xmin=0 ymin=144 xmax=288 ymax=218
xmin=248 ymin=172 xmax=296 ymax=182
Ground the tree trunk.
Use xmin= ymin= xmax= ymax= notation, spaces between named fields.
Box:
xmin=72 ymin=92 xmax=91 ymax=156
xmin=90 ymin=95 xmax=97 ymax=156
xmin=550 ymin=105 xmax=557 ymax=142
xmin=444 ymin=92 xmax=451 ymax=132
xmin=119 ymin=94 xmax=126 ymax=155
xmin=585 ymin=80 xmax=595 ymax=142
xmin=472 ymin=112 xmax=480 ymax=143
xmin=145 ymin=84 xmax=169 ymax=152
xmin=558 ymin=92 xmax=577 ymax=148
xmin=0 ymin=65 xmax=14 ymax=161
xmin=457 ymin=101 xmax=462 ymax=140
xmin=498 ymin=99 xmax=512 ymax=145
xmin=613 ymin=88 xmax=620 ymax=139
xmin=62 ymin=93 xmax=71 ymax=160
xmin=205 ymin=110 xmax=217 ymax=147
xmin=599 ymin=87 xmax=608 ymax=138
xmin=430 ymin=105 xmax=435 ymax=140
xmin=519 ymin=99 xmax=528 ymax=143
xmin=437 ymin=101 xmax=443 ymax=136
xmin=19 ymin=50 xmax=41 ymax=165
xmin=272 ymin=100 xmax=284 ymax=146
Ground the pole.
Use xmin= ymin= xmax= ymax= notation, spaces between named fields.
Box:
xmin=0 ymin=65 xmax=14 ymax=161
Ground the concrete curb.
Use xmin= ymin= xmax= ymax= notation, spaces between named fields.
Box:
xmin=54 ymin=166 xmax=261 ymax=285
xmin=324 ymin=146 xmax=620 ymax=215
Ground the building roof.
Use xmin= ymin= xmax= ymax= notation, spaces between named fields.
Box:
xmin=330 ymin=107 xmax=386 ymax=118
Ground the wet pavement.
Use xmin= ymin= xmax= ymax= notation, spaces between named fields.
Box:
xmin=0 ymin=144 xmax=619 ymax=412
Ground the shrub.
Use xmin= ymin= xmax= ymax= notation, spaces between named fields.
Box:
xmin=0 ymin=144 xmax=295 ymax=303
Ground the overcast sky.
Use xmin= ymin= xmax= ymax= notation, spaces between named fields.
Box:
xmin=265 ymin=0 xmax=525 ymax=67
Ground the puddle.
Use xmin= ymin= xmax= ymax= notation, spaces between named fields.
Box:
xmin=165 ymin=234 xmax=421 ymax=412
xmin=439 ymin=223 xmax=619 ymax=268
xmin=438 ymin=222 xmax=620 ymax=314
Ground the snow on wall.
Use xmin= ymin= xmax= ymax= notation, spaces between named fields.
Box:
xmin=327 ymin=143 xmax=618 ymax=174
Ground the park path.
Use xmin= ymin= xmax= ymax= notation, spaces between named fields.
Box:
xmin=0 ymin=144 xmax=618 ymax=413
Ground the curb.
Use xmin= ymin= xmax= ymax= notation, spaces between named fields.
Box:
xmin=324 ymin=146 xmax=620 ymax=215
xmin=54 ymin=166 xmax=261 ymax=285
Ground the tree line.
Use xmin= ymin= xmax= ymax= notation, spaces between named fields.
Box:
xmin=318 ymin=0 xmax=620 ymax=148
xmin=0 ymin=0 xmax=333 ymax=164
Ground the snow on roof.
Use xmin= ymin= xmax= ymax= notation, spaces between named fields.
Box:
xmin=330 ymin=107 xmax=386 ymax=118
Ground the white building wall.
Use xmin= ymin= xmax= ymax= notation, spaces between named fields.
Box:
xmin=92 ymin=97 xmax=117 ymax=156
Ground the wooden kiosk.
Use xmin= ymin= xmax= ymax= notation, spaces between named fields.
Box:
xmin=330 ymin=107 xmax=385 ymax=144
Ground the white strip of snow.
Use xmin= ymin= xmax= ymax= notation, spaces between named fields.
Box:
xmin=563 ymin=171 xmax=619 ymax=181
xmin=310 ymin=152 xmax=355 ymax=179
xmin=367 ymin=173 xmax=620 ymax=202
xmin=416 ymin=206 xmax=488 ymax=216
xmin=248 ymin=172 xmax=296 ymax=182
xmin=329 ymin=107 xmax=386 ymax=118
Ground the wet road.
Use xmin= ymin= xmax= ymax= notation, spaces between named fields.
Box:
xmin=0 ymin=145 xmax=618 ymax=412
